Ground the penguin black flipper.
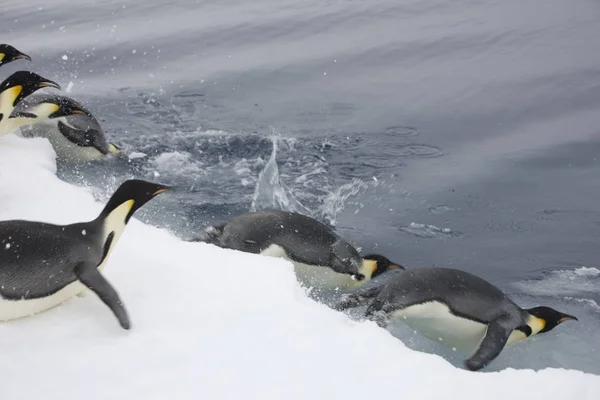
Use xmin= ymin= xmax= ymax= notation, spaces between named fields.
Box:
xmin=74 ymin=262 xmax=131 ymax=330
xmin=334 ymin=269 xmax=404 ymax=311
xmin=465 ymin=315 xmax=518 ymax=371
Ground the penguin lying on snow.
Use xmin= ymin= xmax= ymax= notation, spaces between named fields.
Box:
xmin=0 ymin=44 xmax=31 ymax=68
xmin=9 ymin=94 xmax=120 ymax=162
xmin=0 ymin=71 xmax=60 ymax=134
xmin=0 ymin=179 xmax=170 ymax=329
xmin=192 ymin=210 xmax=399 ymax=290
xmin=335 ymin=256 xmax=577 ymax=371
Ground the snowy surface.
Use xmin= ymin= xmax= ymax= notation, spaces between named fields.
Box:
xmin=0 ymin=133 xmax=599 ymax=399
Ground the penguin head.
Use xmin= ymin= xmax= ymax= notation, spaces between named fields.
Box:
xmin=0 ymin=71 xmax=60 ymax=121
xmin=362 ymin=253 xmax=405 ymax=278
xmin=330 ymin=239 xmax=365 ymax=280
xmin=0 ymin=44 xmax=31 ymax=67
xmin=11 ymin=94 xmax=89 ymax=120
xmin=526 ymin=306 xmax=578 ymax=334
xmin=99 ymin=179 xmax=172 ymax=223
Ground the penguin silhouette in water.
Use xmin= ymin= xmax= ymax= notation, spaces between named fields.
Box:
xmin=335 ymin=255 xmax=578 ymax=371
xmin=0 ymin=179 xmax=170 ymax=329
xmin=192 ymin=211 xmax=400 ymax=290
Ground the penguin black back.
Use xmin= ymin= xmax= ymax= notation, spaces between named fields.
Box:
xmin=214 ymin=210 xmax=364 ymax=277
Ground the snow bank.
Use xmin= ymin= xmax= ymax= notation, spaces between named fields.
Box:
xmin=0 ymin=134 xmax=598 ymax=399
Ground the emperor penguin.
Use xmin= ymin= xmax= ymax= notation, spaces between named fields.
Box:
xmin=335 ymin=257 xmax=578 ymax=371
xmin=0 ymin=71 xmax=60 ymax=134
xmin=192 ymin=210 xmax=390 ymax=290
xmin=0 ymin=44 xmax=31 ymax=68
xmin=0 ymin=179 xmax=170 ymax=329
xmin=9 ymin=94 xmax=120 ymax=162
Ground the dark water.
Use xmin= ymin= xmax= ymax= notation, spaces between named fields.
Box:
xmin=2 ymin=0 xmax=600 ymax=373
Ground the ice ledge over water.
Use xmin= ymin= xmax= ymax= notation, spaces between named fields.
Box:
xmin=0 ymin=133 xmax=598 ymax=399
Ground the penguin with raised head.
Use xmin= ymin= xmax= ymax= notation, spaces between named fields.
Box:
xmin=0 ymin=44 xmax=31 ymax=68
xmin=9 ymin=94 xmax=119 ymax=162
xmin=192 ymin=210 xmax=389 ymax=290
xmin=335 ymin=256 xmax=578 ymax=371
xmin=0 ymin=71 xmax=60 ymax=135
xmin=0 ymin=179 xmax=170 ymax=329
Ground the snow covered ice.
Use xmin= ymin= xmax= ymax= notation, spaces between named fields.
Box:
xmin=0 ymin=133 xmax=599 ymax=399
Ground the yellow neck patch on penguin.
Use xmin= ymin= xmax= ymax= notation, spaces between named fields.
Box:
xmin=527 ymin=315 xmax=547 ymax=335
xmin=359 ymin=259 xmax=378 ymax=279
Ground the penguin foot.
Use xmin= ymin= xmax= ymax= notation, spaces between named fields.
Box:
xmin=464 ymin=358 xmax=486 ymax=372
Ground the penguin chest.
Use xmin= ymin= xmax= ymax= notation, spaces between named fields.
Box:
xmin=259 ymin=244 xmax=361 ymax=290
xmin=390 ymin=301 xmax=488 ymax=354
xmin=25 ymin=122 xmax=105 ymax=163
xmin=0 ymin=280 xmax=85 ymax=322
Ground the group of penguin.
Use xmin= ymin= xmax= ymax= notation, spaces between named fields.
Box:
xmin=0 ymin=43 xmax=578 ymax=373
xmin=0 ymin=44 xmax=119 ymax=163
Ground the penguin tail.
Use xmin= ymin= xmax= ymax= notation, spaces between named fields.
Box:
xmin=188 ymin=223 xmax=226 ymax=246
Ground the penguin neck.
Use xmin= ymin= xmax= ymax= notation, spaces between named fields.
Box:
xmin=525 ymin=313 xmax=547 ymax=336
xmin=94 ymin=200 xmax=135 ymax=271
xmin=0 ymin=115 xmax=41 ymax=136
xmin=0 ymin=88 xmax=19 ymax=132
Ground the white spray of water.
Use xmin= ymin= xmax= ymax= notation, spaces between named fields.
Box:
xmin=250 ymin=137 xmax=377 ymax=226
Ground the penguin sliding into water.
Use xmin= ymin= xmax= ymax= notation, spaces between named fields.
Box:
xmin=0 ymin=44 xmax=31 ymax=68
xmin=335 ymin=256 xmax=578 ymax=371
xmin=0 ymin=71 xmax=60 ymax=134
xmin=9 ymin=94 xmax=120 ymax=162
xmin=0 ymin=179 xmax=170 ymax=329
xmin=192 ymin=210 xmax=398 ymax=290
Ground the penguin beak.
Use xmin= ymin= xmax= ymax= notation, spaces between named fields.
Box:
xmin=38 ymin=80 xmax=61 ymax=90
xmin=152 ymin=187 xmax=171 ymax=196
xmin=558 ymin=314 xmax=578 ymax=324
xmin=71 ymin=109 xmax=87 ymax=115
xmin=15 ymin=53 xmax=31 ymax=61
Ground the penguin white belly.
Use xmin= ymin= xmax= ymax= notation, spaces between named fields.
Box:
xmin=390 ymin=301 xmax=488 ymax=354
xmin=0 ymin=280 xmax=84 ymax=321
xmin=259 ymin=244 xmax=363 ymax=290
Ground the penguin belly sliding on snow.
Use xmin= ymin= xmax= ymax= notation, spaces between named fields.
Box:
xmin=192 ymin=210 xmax=398 ymax=290
xmin=9 ymin=94 xmax=120 ymax=163
xmin=0 ymin=179 xmax=170 ymax=329
xmin=335 ymin=256 xmax=578 ymax=371
xmin=0 ymin=71 xmax=61 ymax=135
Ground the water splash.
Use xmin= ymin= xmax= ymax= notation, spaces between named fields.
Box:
xmin=398 ymin=222 xmax=459 ymax=238
xmin=250 ymin=137 xmax=311 ymax=215
xmin=315 ymin=179 xmax=375 ymax=226
xmin=250 ymin=136 xmax=377 ymax=226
